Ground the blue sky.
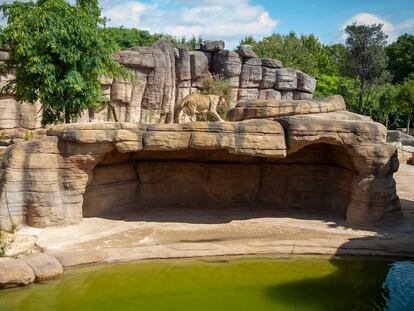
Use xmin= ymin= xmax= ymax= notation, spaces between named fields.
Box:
xmin=99 ymin=0 xmax=414 ymax=48
xmin=2 ymin=0 xmax=414 ymax=48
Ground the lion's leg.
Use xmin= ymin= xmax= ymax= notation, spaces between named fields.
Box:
xmin=211 ymin=109 xmax=225 ymax=122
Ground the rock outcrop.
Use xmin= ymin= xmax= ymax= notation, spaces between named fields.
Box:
xmin=0 ymin=95 xmax=400 ymax=229
xmin=0 ymin=40 xmax=317 ymax=133
xmin=0 ymin=49 xmax=43 ymax=140
xmin=90 ymin=39 xmax=316 ymax=123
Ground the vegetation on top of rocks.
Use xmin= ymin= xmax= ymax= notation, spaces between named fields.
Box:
xmin=200 ymin=74 xmax=233 ymax=119
xmin=0 ymin=0 xmax=131 ymax=125
xmin=102 ymin=27 xmax=169 ymax=51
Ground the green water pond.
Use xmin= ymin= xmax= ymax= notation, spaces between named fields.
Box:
xmin=0 ymin=256 xmax=412 ymax=311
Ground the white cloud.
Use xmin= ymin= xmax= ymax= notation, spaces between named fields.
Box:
xmin=102 ymin=0 xmax=278 ymax=49
xmin=341 ymin=12 xmax=414 ymax=42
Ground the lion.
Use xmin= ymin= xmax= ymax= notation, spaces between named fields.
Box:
xmin=174 ymin=94 xmax=227 ymax=123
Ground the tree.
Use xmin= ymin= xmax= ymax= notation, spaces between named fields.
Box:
xmin=314 ymin=74 xmax=359 ymax=110
xmin=344 ymin=23 xmax=388 ymax=113
xmin=103 ymin=27 xmax=168 ymax=50
xmin=378 ymin=84 xmax=399 ymax=128
xmin=398 ymin=79 xmax=414 ymax=134
xmin=239 ymin=32 xmax=346 ymax=77
xmin=386 ymin=33 xmax=414 ymax=83
xmin=0 ymin=0 xmax=129 ymax=124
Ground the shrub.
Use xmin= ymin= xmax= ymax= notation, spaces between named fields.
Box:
xmin=200 ymin=74 xmax=233 ymax=120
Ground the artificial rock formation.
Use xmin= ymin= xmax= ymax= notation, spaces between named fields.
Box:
xmin=0 ymin=41 xmax=316 ymax=132
xmin=0 ymin=49 xmax=43 ymax=140
xmin=0 ymin=95 xmax=400 ymax=229
xmin=91 ymin=40 xmax=317 ymax=123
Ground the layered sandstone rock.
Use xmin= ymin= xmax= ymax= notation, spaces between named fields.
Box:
xmin=227 ymin=95 xmax=345 ymax=121
xmin=0 ymin=96 xmax=401 ymax=229
xmin=0 ymin=49 xmax=43 ymax=140
xmin=0 ymin=39 xmax=318 ymax=130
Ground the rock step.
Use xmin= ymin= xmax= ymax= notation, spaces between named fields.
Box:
xmin=227 ymin=95 xmax=346 ymax=121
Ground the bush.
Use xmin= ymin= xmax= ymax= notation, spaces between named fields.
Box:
xmin=200 ymin=74 xmax=233 ymax=119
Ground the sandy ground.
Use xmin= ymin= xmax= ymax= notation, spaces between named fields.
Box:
xmin=12 ymin=164 xmax=414 ymax=261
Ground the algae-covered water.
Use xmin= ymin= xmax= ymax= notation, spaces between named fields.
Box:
xmin=0 ymin=257 xmax=413 ymax=311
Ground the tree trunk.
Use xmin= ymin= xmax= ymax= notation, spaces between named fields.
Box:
xmin=407 ymin=111 xmax=413 ymax=136
xmin=385 ymin=114 xmax=389 ymax=129
xmin=358 ymin=78 xmax=364 ymax=113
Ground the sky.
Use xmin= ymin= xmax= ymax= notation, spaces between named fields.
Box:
xmin=2 ymin=0 xmax=414 ymax=48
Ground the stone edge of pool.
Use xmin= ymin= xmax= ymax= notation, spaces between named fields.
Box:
xmin=1 ymin=240 xmax=414 ymax=290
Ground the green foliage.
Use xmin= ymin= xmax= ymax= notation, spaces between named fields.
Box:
xmin=378 ymin=84 xmax=399 ymax=128
xmin=386 ymin=33 xmax=414 ymax=83
xmin=24 ymin=129 xmax=33 ymax=142
xmin=200 ymin=74 xmax=233 ymax=119
xmin=0 ymin=0 xmax=130 ymax=125
xmin=175 ymin=35 xmax=203 ymax=51
xmin=240 ymin=32 xmax=345 ymax=77
xmin=344 ymin=23 xmax=388 ymax=112
xmin=0 ymin=231 xmax=5 ymax=257
xmin=398 ymin=79 xmax=414 ymax=133
xmin=102 ymin=27 xmax=202 ymax=51
xmin=314 ymin=74 xmax=359 ymax=110
xmin=103 ymin=27 xmax=170 ymax=50
xmin=0 ymin=131 xmax=5 ymax=142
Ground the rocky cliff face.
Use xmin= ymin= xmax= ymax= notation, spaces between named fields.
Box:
xmin=0 ymin=95 xmax=401 ymax=229
xmin=105 ymin=39 xmax=315 ymax=124
xmin=0 ymin=40 xmax=317 ymax=133
xmin=0 ymin=50 xmax=43 ymax=141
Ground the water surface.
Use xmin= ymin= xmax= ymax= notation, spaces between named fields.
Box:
xmin=0 ymin=257 xmax=412 ymax=311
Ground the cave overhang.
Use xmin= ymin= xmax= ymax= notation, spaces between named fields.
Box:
xmin=0 ymin=98 xmax=401 ymax=229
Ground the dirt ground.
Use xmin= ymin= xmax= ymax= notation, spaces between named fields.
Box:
xmin=10 ymin=164 xmax=414 ymax=261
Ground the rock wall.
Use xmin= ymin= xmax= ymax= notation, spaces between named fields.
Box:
xmin=0 ymin=96 xmax=401 ymax=229
xmin=0 ymin=40 xmax=316 ymax=131
xmin=0 ymin=50 xmax=43 ymax=140
xmin=101 ymin=40 xmax=315 ymax=124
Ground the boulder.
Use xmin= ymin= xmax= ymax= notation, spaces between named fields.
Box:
xmin=175 ymin=44 xmax=191 ymax=83
xmin=293 ymin=91 xmax=313 ymax=100
xmin=259 ymin=89 xmax=281 ymax=100
xmin=0 ymin=260 xmax=35 ymax=288
xmin=260 ymin=66 xmax=277 ymax=89
xmin=151 ymin=40 xmax=176 ymax=122
xmin=296 ymin=71 xmax=316 ymax=93
xmin=240 ymin=58 xmax=262 ymax=88
xmin=198 ymin=40 xmax=225 ymax=52
xmin=281 ymin=91 xmax=293 ymax=100
xmin=388 ymin=130 xmax=414 ymax=147
xmin=117 ymin=48 xmax=155 ymax=69
xmin=238 ymin=88 xmax=259 ymax=101
xmin=228 ymin=95 xmax=346 ymax=121
xmin=212 ymin=50 xmax=242 ymax=78
xmin=23 ymin=253 xmax=63 ymax=281
xmin=236 ymin=45 xmax=257 ymax=58
xmin=111 ymin=78 xmax=132 ymax=103
xmin=190 ymin=51 xmax=210 ymax=81
xmin=275 ymin=68 xmax=297 ymax=90
xmin=261 ymin=58 xmax=283 ymax=68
